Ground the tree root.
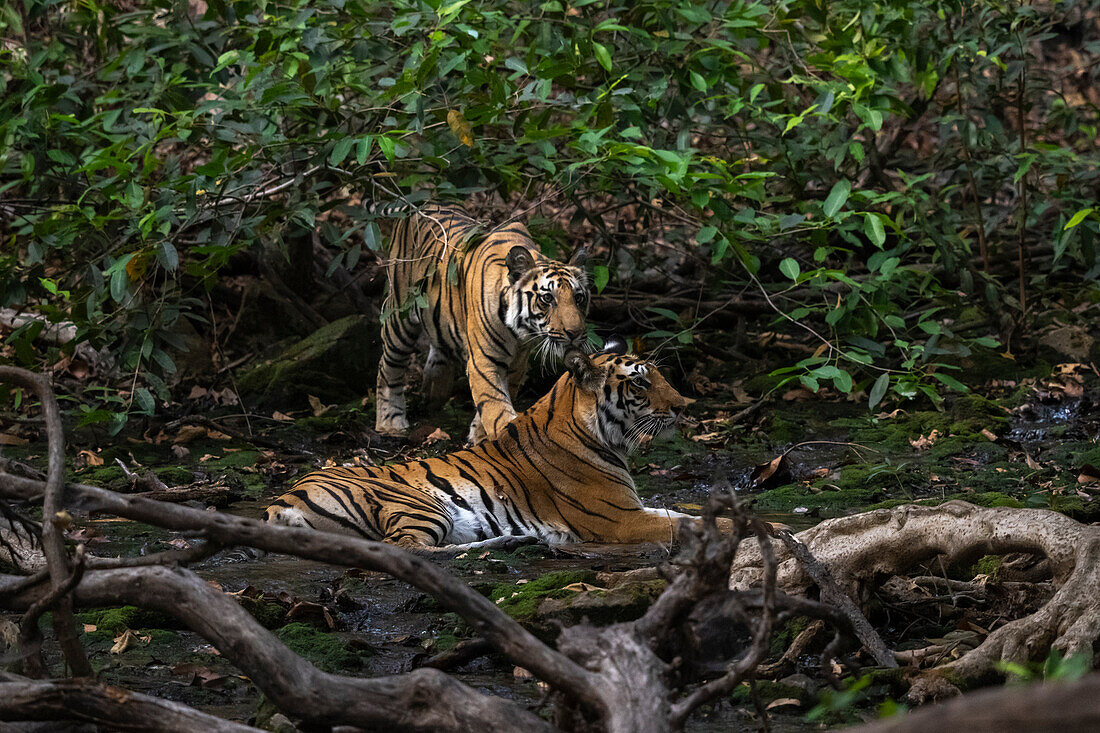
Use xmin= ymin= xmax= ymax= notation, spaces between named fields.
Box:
xmin=731 ymin=501 xmax=1100 ymax=683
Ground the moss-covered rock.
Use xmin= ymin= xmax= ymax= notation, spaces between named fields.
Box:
xmin=487 ymin=570 xmax=598 ymax=622
xmin=535 ymin=579 xmax=667 ymax=627
xmin=275 ymin=623 xmax=366 ymax=672
xmin=73 ymin=606 xmax=179 ymax=633
xmin=238 ymin=315 xmax=380 ymax=409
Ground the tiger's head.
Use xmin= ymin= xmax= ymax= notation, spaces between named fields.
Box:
xmin=504 ymin=245 xmax=590 ymax=362
xmin=563 ymin=336 xmax=690 ymax=453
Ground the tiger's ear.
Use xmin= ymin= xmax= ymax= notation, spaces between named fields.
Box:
xmin=602 ymin=334 xmax=629 ymax=355
xmin=568 ymin=246 xmax=588 ymax=267
xmin=564 ymin=349 xmax=605 ymax=392
xmin=506 ymin=246 xmax=535 ymax=284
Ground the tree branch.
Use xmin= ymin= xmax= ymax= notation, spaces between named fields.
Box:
xmin=0 ymin=672 xmax=263 ymax=733
xmin=0 ymin=367 xmax=90 ymax=676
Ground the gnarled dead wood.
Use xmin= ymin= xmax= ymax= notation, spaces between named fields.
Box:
xmin=0 ymin=672 xmax=261 ymax=733
xmin=731 ymin=501 xmax=1100 ymax=681
xmin=0 ymin=472 xmax=606 ymax=722
xmin=1 ymin=565 xmax=555 ymax=733
xmin=0 ymin=367 xmax=90 ymax=676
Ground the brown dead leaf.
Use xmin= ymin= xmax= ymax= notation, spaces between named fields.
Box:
xmin=308 ymin=395 xmax=331 ymax=417
xmin=423 ymin=427 xmax=451 ymax=444
xmin=749 ymin=454 xmax=788 ymax=489
xmin=173 ymin=425 xmax=208 ymax=444
xmin=77 ymin=449 xmax=104 ymax=467
xmin=110 ymin=629 xmax=150 ymax=654
xmin=83 ymin=624 xmax=97 ymax=633
xmin=187 ymin=385 xmax=212 ymax=400
xmin=766 ymin=698 xmax=801 ymax=710
xmin=980 ymin=428 xmax=998 ymax=442
xmin=171 ymin=444 xmax=191 ymax=460
xmin=1077 ymin=464 xmax=1100 ymax=485
xmin=781 ymin=387 xmax=814 ymax=402
xmin=272 ymin=410 xmax=294 ymax=422
xmin=561 ymin=582 xmax=604 ymax=593
xmin=909 ymin=429 xmax=942 ymax=451
xmin=513 ymin=666 xmax=533 ymax=680
xmin=1025 ymin=454 xmax=1042 ymax=470
xmin=690 ymin=431 xmax=723 ymax=443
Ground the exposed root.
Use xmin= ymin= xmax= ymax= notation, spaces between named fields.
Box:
xmin=731 ymin=501 xmax=1100 ymax=681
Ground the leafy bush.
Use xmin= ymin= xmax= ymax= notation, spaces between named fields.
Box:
xmin=2 ymin=0 xmax=1098 ymax=421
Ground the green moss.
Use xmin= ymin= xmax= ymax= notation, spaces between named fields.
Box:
xmin=765 ymin=415 xmax=802 ymax=444
xmin=74 ymin=464 xmax=129 ymax=490
xmin=751 ymin=481 xmax=883 ymax=513
xmin=487 ymin=570 xmax=597 ymax=621
xmin=239 ymin=597 xmax=287 ymax=629
xmin=73 ymin=606 xmax=178 ymax=633
xmin=275 ymin=623 xmax=364 ymax=672
xmin=970 ymin=555 xmax=1003 ymax=580
xmin=767 ymin=615 xmax=812 ymax=658
xmin=155 ymin=466 xmax=195 ymax=485
xmin=205 ymin=450 xmax=260 ymax=469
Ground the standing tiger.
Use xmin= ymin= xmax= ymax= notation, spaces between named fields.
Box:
xmin=374 ymin=203 xmax=590 ymax=444
xmin=265 ymin=338 xmax=721 ymax=549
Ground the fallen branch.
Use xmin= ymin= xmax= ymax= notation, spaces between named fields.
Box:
xmin=1 ymin=565 xmax=555 ymax=733
xmin=0 ymin=472 xmax=606 ymax=720
xmin=0 ymin=672 xmax=262 ymax=733
xmin=773 ymin=528 xmax=897 ymax=668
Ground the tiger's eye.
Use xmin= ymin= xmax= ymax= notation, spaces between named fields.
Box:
xmin=538 ymin=292 xmax=554 ymax=306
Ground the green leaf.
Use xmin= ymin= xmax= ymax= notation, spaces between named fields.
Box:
xmin=134 ymin=387 xmax=155 ymax=414
xmin=868 ymin=373 xmax=889 ymax=410
xmin=931 ymin=372 xmax=969 ymax=392
xmin=690 ymin=71 xmax=707 ymax=92
xmin=329 ymin=138 xmax=354 ymax=166
xmin=779 ymin=257 xmax=800 ymax=281
xmin=593 ymin=264 xmax=610 ymax=293
xmin=1064 ymin=208 xmax=1093 ymax=230
xmin=832 ymin=369 xmax=853 ymax=394
xmin=593 ymin=42 xmax=612 ymax=71
xmin=697 ymin=226 xmax=717 ymax=244
xmin=864 ymin=213 xmax=886 ymax=247
xmin=823 ymin=179 xmax=851 ymax=218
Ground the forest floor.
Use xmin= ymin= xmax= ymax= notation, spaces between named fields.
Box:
xmin=3 ymin=336 xmax=1099 ymax=730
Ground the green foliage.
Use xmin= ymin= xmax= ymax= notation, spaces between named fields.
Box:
xmin=2 ymin=0 xmax=1098 ymax=418
xmin=998 ymin=647 xmax=1092 ymax=684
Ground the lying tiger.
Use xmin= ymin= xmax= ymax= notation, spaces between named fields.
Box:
xmin=375 ymin=203 xmax=590 ymax=444
xmin=266 ymin=338 xmax=722 ymax=549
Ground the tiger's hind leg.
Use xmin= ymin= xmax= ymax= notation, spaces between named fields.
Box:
xmin=421 ymin=346 xmax=455 ymax=409
xmin=375 ymin=311 xmax=424 ymax=436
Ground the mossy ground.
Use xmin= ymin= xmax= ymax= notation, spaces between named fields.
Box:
xmin=275 ymin=623 xmax=369 ymax=672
